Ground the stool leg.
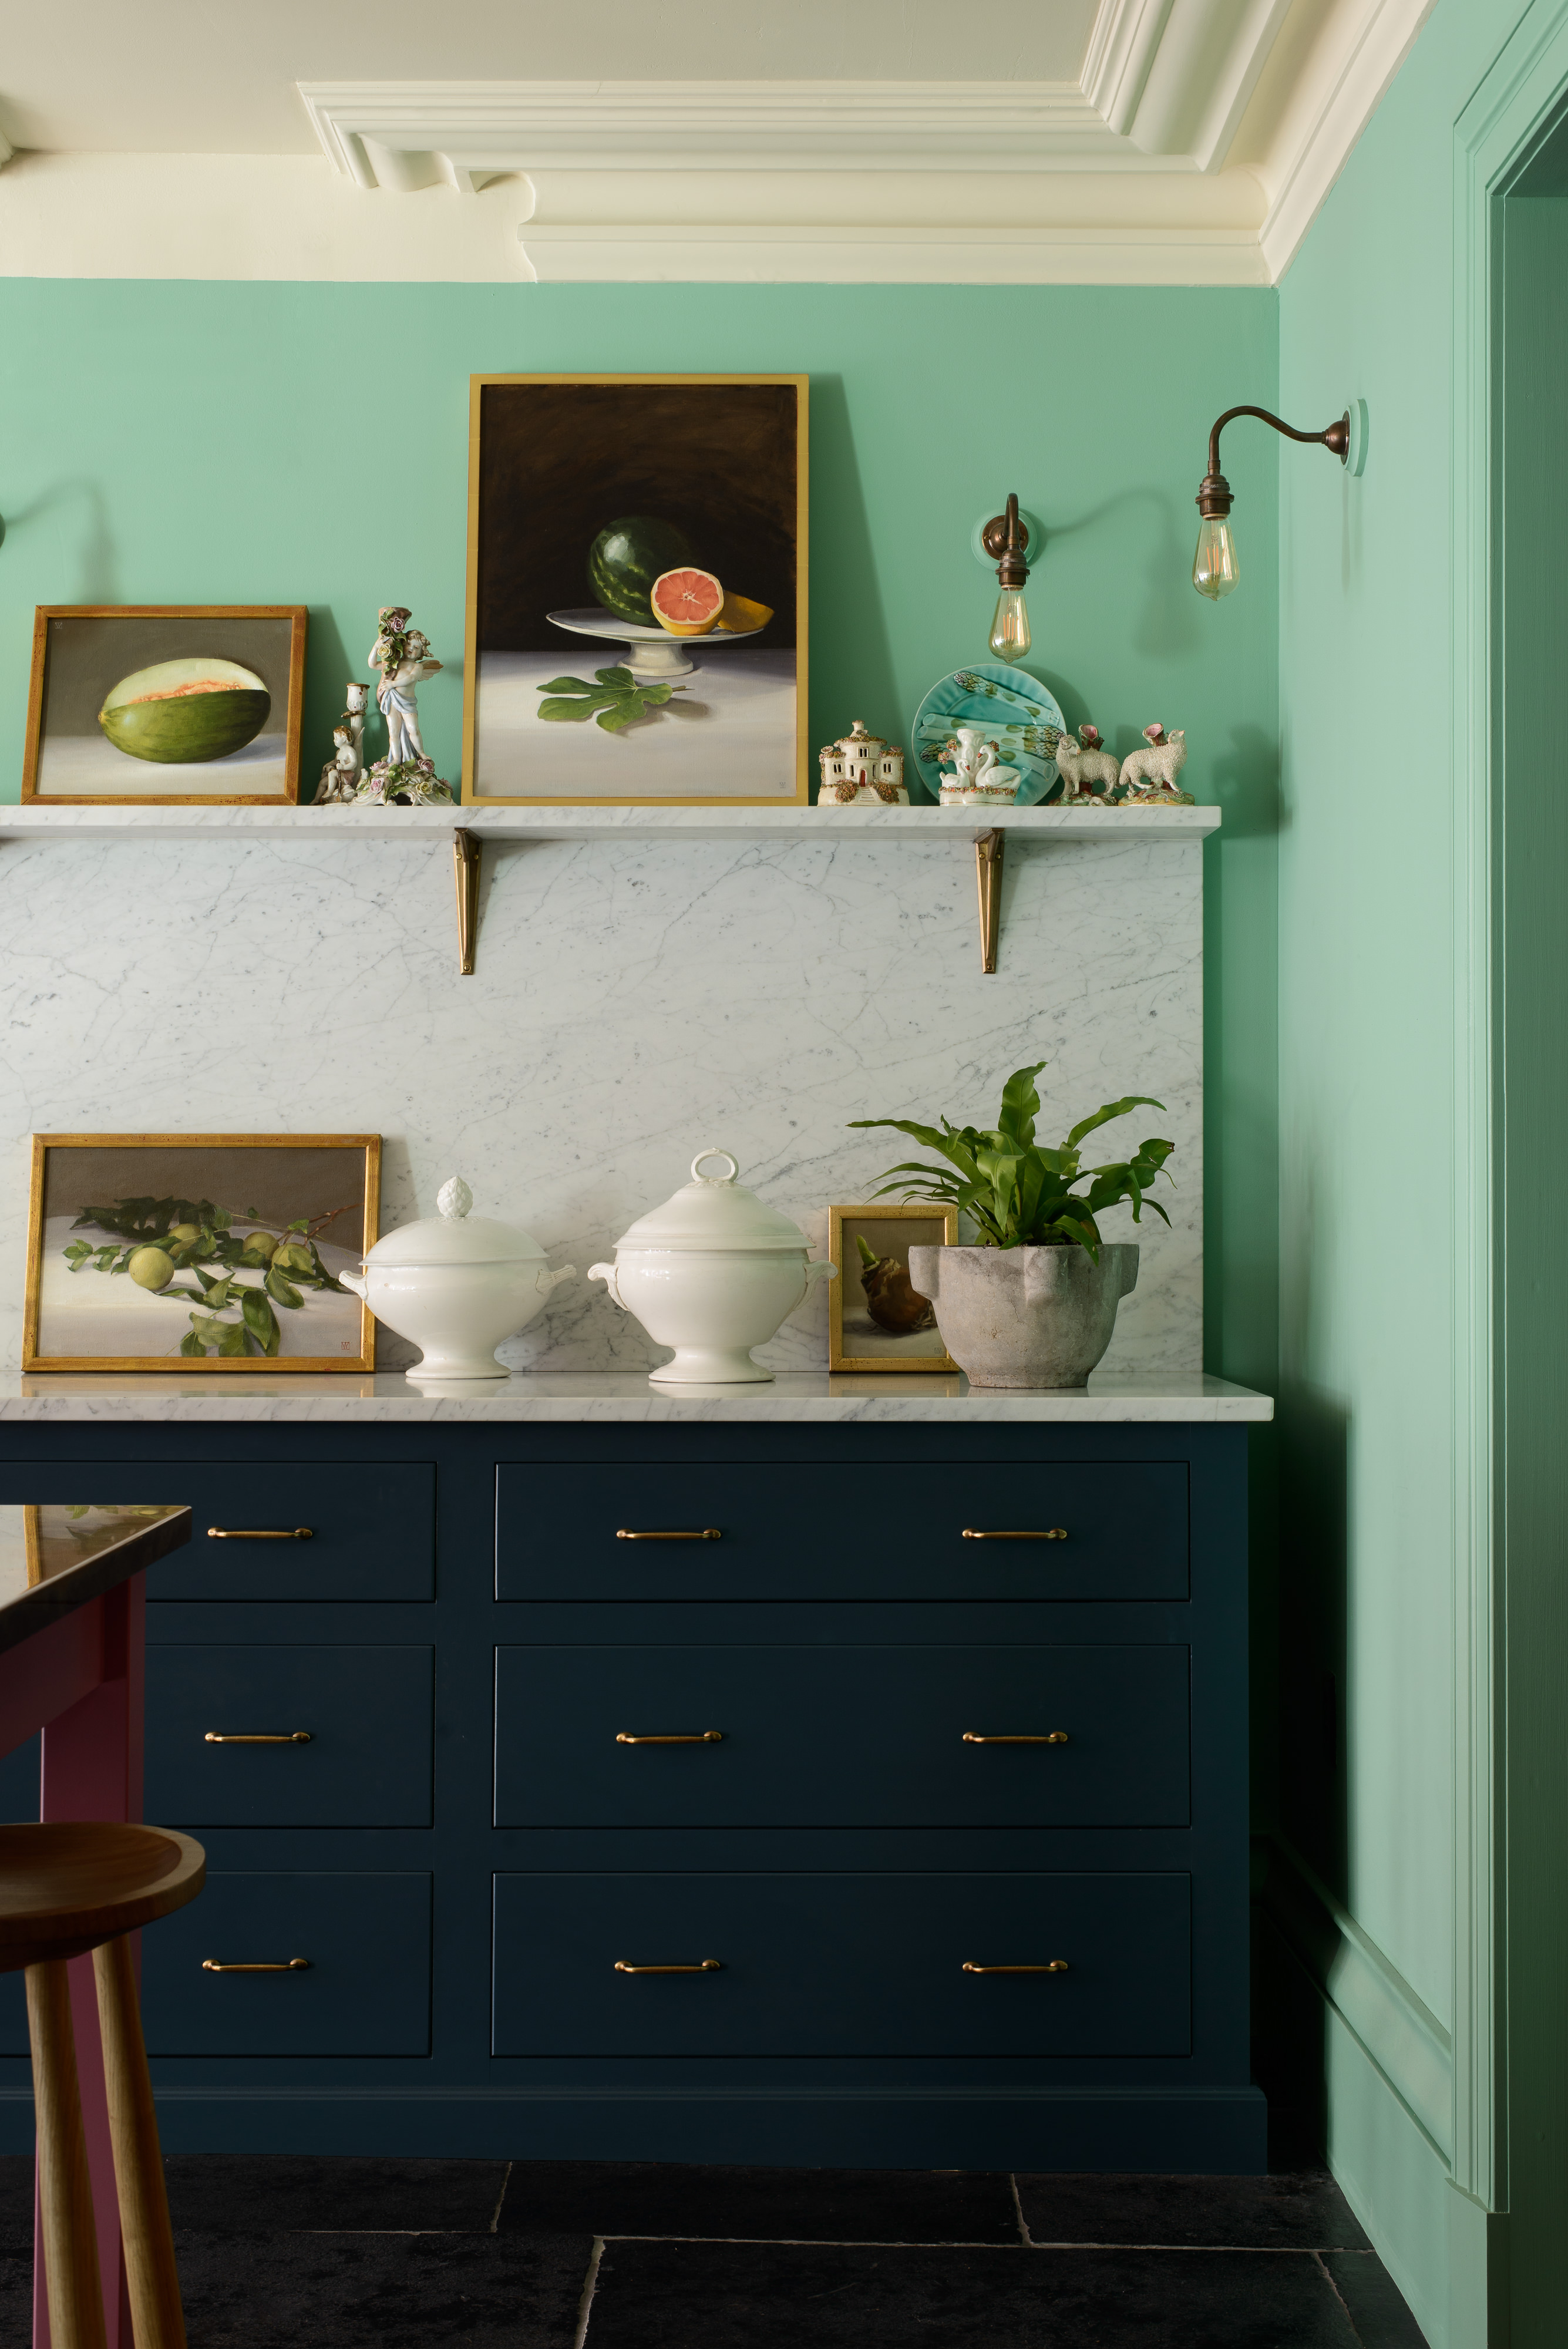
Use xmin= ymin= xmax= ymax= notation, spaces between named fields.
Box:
xmin=92 ymin=1936 xmax=186 ymax=2349
xmin=25 ymin=1958 xmax=109 ymax=2349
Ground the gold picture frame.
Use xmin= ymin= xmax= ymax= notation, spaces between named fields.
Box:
xmin=463 ymin=373 xmax=808 ymax=806
xmin=21 ymin=606 xmax=309 ymax=805
xmin=828 ymin=1203 xmax=960 ymax=1375
xmin=23 ymin=1135 xmax=381 ymax=1374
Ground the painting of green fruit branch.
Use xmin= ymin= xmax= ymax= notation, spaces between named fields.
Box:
xmin=25 ymin=1136 xmax=379 ymax=1373
xmin=61 ymin=1196 xmax=354 ymax=1358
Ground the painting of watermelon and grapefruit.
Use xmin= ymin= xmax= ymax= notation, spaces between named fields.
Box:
xmin=467 ymin=375 xmax=805 ymax=806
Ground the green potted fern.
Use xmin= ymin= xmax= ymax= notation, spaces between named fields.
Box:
xmin=849 ymin=1060 xmax=1174 ymax=1388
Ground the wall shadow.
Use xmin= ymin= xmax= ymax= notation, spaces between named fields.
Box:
xmin=805 ymin=375 xmax=897 ymax=800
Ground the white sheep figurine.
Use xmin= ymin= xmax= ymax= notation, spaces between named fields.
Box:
xmin=1054 ymin=725 xmax=1121 ymax=802
xmin=1119 ymin=723 xmax=1188 ymax=799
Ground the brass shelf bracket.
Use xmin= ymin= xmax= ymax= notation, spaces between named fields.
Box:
xmin=453 ymin=827 xmax=482 ymax=974
xmin=974 ymin=828 xmax=1006 ymax=972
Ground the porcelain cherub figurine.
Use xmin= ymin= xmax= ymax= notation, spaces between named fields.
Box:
xmin=315 ymin=723 xmax=361 ymax=805
xmin=369 ymin=606 xmax=443 ymax=765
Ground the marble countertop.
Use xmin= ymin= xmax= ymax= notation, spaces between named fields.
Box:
xmin=0 ymin=1371 xmax=1273 ymax=1422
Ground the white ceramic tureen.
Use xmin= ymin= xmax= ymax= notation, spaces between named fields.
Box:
xmin=590 ymin=1148 xmax=836 ymax=1384
xmin=339 ymin=1177 xmax=574 ymax=1380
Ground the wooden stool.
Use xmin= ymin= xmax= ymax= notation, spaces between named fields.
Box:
xmin=0 ymin=1823 xmax=205 ymax=2349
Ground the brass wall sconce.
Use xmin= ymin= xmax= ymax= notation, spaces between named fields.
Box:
xmin=980 ymin=493 xmax=1033 ymax=657
xmin=1192 ymin=402 xmax=1366 ymax=599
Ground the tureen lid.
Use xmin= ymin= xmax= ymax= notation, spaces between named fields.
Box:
xmin=615 ymin=1149 xmax=811 ymax=1253
xmin=362 ymin=1176 xmax=548 ymax=1267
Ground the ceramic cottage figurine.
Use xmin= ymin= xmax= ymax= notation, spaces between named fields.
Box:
xmin=817 ymin=721 xmax=907 ymax=805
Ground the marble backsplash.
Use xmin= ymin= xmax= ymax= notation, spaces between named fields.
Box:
xmin=0 ymin=828 xmax=1204 ymax=1378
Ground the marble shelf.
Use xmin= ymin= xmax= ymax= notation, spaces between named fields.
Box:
xmin=0 ymin=805 xmax=1220 ymax=842
xmin=0 ymin=1369 xmax=1272 ymax=1423
xmin=0 ymin=800 xmax=1220 ymax=974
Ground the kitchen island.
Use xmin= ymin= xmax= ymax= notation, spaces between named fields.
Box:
xmin=0 ymin=1371 xmax=1270 ymax=2173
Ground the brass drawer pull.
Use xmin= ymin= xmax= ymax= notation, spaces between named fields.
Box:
xmin=614 ymin=1959 xmax=723 ymax=1974
xmin=962 ymin=1731 xmax=1069 ymax=1745
xmin=961 ymin=1528 xmax=1067 ymax=1542
xmin=201 ymin=1958 xmax=311 ymax=1973
xmin=208 ymin=1527 xmax=314 ymax=1541
xmin=615 ymin=1731 xmax=724 ymax=1745
xmin=204 ymin=1731 xmax=312 ymax=1745
xmin=962 ymin=1960 xmax=1069 ymax=1974
xmin=616 ymin=1529 xmax=722 ymax=1542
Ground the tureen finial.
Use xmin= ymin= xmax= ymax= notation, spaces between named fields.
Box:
xmin=437 ymin=1176 xmax=473 ymax=1221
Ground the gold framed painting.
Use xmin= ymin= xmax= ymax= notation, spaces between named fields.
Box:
xmin=23 ymin=1135 xmax=381 ymax=1373
xmin=463 ymin=373 xmax=808 ymax=806
xmin=828 ymin=1203 xmax=960 ymax=1374
xmin=21 ymin=606 xmax=309 ymax=804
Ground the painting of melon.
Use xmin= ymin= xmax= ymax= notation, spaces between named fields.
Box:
xmin=23 ymin=607 xmax=308 ymax=803
xmin=99 ymin=658 xmax=271 ymax=763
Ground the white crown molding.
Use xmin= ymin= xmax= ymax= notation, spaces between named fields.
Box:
xmin=516 ymin=220 xmax=1267 ymax=287
xmin=1249 ymin=0 xmax=1437 ymax=278
xmin=0 ymin=4 xmax=1431 ymax=286
xmin=296 ymin=80 xmax=1159 ymax=186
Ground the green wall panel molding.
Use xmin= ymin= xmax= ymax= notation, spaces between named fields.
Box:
xmin=1279 ymin=0 xmax=1568 ymax=2340
xmin=1256 ymin=1833 xmax=1452 ymax=2160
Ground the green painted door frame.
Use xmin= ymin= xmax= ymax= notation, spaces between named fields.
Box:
xmin=1452 ymin=5 xmax=1568 ymax=2337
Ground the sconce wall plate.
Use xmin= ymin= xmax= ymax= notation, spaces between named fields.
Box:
xmin=1344 ymin=397 xmax=1370 ymax=479
xmin=971 ymin=508 xmax=1042 ymax=568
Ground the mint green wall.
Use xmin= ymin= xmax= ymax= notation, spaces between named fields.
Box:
xmin=0 ymin=278 xmax=1278 ymax=1394
xmin=1277 ymin=1 xmax=1545 ymax=2342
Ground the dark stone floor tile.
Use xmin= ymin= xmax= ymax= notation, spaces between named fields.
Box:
xmin=0 ymin=2156 xmax=32 ymax=2253
xmin=174 ymin=2225 xmax=591 ymax=2347
xmin=1015 ymin=2170 xmax=1370 ymax=2250
xmin=164 ymin=2155 xmax=512 ymax=2233
xmin=585 ymin=2242 xmax=1360 ymax=2348
xmin=1323 ymin=2250 xmax=1431 ymax=2347
xmin=0 ymin=2250 xmax=28 ymax=2341
xmin=500 ymin=2158 xmax=1018 ymax=2244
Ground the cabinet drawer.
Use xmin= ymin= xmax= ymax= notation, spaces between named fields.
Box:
xmin=496 ymin=1462 xmax=1187 ymax=1601
xmin=142 ymin=1872 xmax=431 ymax=2055
xmin=494 ymin=1643 xmax=1187 ymax=1827
xmin=492 ymin=1871 xmax=1189 ymax=2057
xmin=146 ymin=1645 xmax=433 ymax=1825
xmin=0 ymin=1463 xmax=435 ymax=1600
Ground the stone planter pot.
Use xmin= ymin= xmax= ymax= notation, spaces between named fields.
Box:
xmin=906 ymin=1241 xmax=1139 ymax=1389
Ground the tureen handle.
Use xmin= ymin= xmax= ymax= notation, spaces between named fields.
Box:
xmin=588 ymin=1261 xmax=627 ymax=1311
xmin=803 ymin=1258 xmax=838 ymax=1287
xmin=690 ymin=1147 xmax=741 ymax=1184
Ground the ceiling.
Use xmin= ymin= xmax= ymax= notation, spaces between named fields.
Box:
xmin=0 ymin=0 xmax=1098 ymax=154
xmin=0 ymin=0 xmax=1432 ymax=287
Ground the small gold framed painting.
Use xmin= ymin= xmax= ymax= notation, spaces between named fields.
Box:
xmin=21 ymin=606 xmax=309 ymax=804
xmin=827 ymin=1203 xmax=959 ymax=1374
xmin=23 ymin=1135 xmax=381 ymax=1374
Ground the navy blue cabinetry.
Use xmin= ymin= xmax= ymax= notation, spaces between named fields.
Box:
xmin=0 ymin=1419 xmax=1261 ymax=2170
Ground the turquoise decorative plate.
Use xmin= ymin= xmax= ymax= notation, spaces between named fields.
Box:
xmin=909 ymin=664 xmax=1065 ymax=806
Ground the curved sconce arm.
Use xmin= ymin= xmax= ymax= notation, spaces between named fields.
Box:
xmin=1192 ymin=404 xmax=1353 ymax=601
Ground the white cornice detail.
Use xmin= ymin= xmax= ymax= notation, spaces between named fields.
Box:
xmin=297 ymin=80 xmax=1155 ymax=186
xmin=1250 ymin=0 xmax=1437 ymax=278
xmin=1082 ymin=0 xmax=1295 ymax=169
